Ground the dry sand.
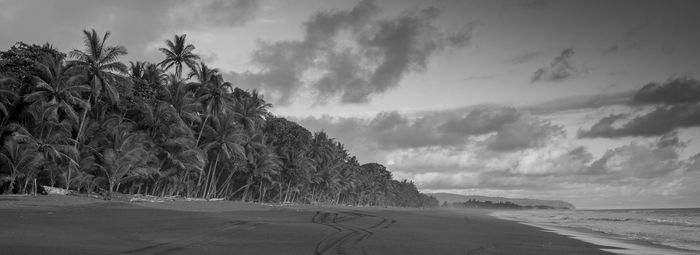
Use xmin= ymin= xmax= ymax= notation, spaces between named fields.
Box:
xmin=0 ymin=195 xmax=619 ymax=254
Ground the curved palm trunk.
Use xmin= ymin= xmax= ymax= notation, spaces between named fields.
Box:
xmin=7 ymin=168 xmax=17 ymax=194
xmin=75 ymin=94 xmax=92 ymax=145
xmin=241 ymin=176 xmax=253 ymax=202
xmin=64 ymin=166 xmax=72 ymax=190
xmin=108 ymin=179 xmax=116 ymax=195
xmin=195 ymin=113 xmax=210 ymax=145
xmin=205 ymin=151 xmax=220 ymax=199
xmin=283 ymin=181 xmax=291 ymax=203
xmin=258 ymin=180 xmax=265 ymax=203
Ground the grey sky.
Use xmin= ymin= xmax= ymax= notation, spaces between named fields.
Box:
xmin=2 ymin=0 xmax=700 ymax=208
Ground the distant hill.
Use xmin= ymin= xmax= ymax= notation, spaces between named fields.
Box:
xmin=429 ymin=193 xmax=576 ymax=210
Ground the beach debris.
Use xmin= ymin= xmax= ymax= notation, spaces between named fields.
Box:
xmin=42 ymin=186 xmax=74 ymax=195
xmin=182 ymin=197 xmax=226 ymax=201
xmin=129 ymin=197 xmax=165 ymax=203
xmin=128 ymin=195 xmax=226 ymax=203
xmin=128 ymin=194 xmax=169 ymax=203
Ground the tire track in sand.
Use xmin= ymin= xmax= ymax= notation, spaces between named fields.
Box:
xmin=121 ymin=220 xmax=260 ymax=254
xmin=312 ymin=210 xmax=396 ymax=255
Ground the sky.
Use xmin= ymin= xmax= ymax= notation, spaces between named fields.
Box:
xmin=2 ymin=0 xmax=700 ymax=209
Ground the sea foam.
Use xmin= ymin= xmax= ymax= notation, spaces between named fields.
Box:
xmin=493 ymin=208 xmax=700 ymax=253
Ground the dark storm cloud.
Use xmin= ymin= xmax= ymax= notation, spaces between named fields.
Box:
xmin=295 ymin=105 xmax=563 ymax=151
xmin=231 ymin=0 xmax=381 ymax=105
xmin=0 ymin=0 xmax=259 ymax=62
xmin=531 ymin=48 xmax=579 ymax=83
xmin=579 ymin=78 xmax=700 ymax=138
xmin=578 ymin=104 xmax=700 ymax=138
xmin=632 ymin=78 xmax=700 ymax=105
xmin=234 ymin=0 xmax=472 ymax=105
xmin=578 ymin=114 xmax=627 ymax=138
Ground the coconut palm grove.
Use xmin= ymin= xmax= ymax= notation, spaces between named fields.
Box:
xmin=0 ymin=29 xmax=438 ymax=207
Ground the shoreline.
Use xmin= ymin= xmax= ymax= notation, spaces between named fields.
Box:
xmin=1 ymin=195 xmax=620 ymax=254
xmin=490 ymin=210 xmax=698 ymax=255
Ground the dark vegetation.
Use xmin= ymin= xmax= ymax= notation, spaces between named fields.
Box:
xmin=0 ymin=30 xmax=438 ymax=208
xmin=444 ymin=199 xmax=563 ymax=210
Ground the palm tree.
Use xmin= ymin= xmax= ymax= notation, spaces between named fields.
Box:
xmin=195 ymin=74 xmax=234 ymax=145
xmin=248 ymin=144 xmax=281 ymax=202
xmin=159 ymin=34 xmax=199 ymax=78
xmin=0 ymin=75 xmax=18 ymax=127
xmin=279 ymin=148 xmax=314 ymax=203
xmin=23 ymin=55 xmax=92 ymax=189
xmin=128 ymin=61 xmax=147 ymax=80
xmin=188 ymin=62 xmax=219 ymax=88
xmin=142 ymin=63 xmax=167 ymax=87
xmin=0 ymin=135 xmax=42 ymax=194
xmin=69 ymin=29 xmax=129 ymax=141
xmin=93 ymin=115 xmax=155 ymax=195
xmin=236 ymin=132 xmax=283 ymax=202
xmin=199 ymin=114 xmax=246 ymax=198
xmin=157 ymin=135 xmax=205 ymax=197
xmin=17 ymin=99 xmax=79 ymax=189
xmin=130 ymin=99 xmax=181 ymax=141
xmin=162 ymin=74 xmax=201 ymax=126
xmin=130 ymin=61 xmax=167 ymax=87
xmin=128 ymin=62 xmax=167 ymax=107
xmin=69 ymin=29 xmax=128 ymax=106
xmin=25 ymin=54 xmax=89 ymax=125
xmin=232 ymin=90 xmax=271 ymax=132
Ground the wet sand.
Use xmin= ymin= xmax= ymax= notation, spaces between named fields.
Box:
xmin=0 ymin=195 xmax=618 ymax=254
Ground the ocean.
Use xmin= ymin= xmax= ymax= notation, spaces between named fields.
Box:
xmin=492 ymin=208 xmax=700 ymax=254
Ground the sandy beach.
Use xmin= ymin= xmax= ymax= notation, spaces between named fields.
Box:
xmin=0 ymin=195 xmax=622 ymax=255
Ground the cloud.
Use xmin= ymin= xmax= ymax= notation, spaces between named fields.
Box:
xmin=531 ymin=48 xmax=580 ymax=83
xmin=587 ymin=132 xmax=685 ymax=179
xmin=438 ymin=106 xmax=564 ymax=151
xmin=579 ymin=78 xmax=700 ymax=138
xmin=295 ymin=105 xmax=564 ymax=155
xmin=233 ymin=0 xmax=472 ymax=105
xmin=486 ymin=117 xmax=564 ymax=151
xmin=525 ymin=91 xmax=634 ymax=114
xmin=632 ymin=78 xmax=700 ymax=105
xmin=688 ymin=154 xmax=700 ymax=172
xmin=440 ymin=107 xmax=519 ymax=135
xmin=399 ymin=133 xmax=693 ymax=196
xmin=0 ymin=0 xmax=259 ymax=62
xmin=579 ymin=104 xmax=700 ymax=138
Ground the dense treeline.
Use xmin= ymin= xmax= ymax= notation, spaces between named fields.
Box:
xmin=0 ymin=30 xmax=438 ymax=208
xmin=444 ymin=199 xmax=561 ymax=210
